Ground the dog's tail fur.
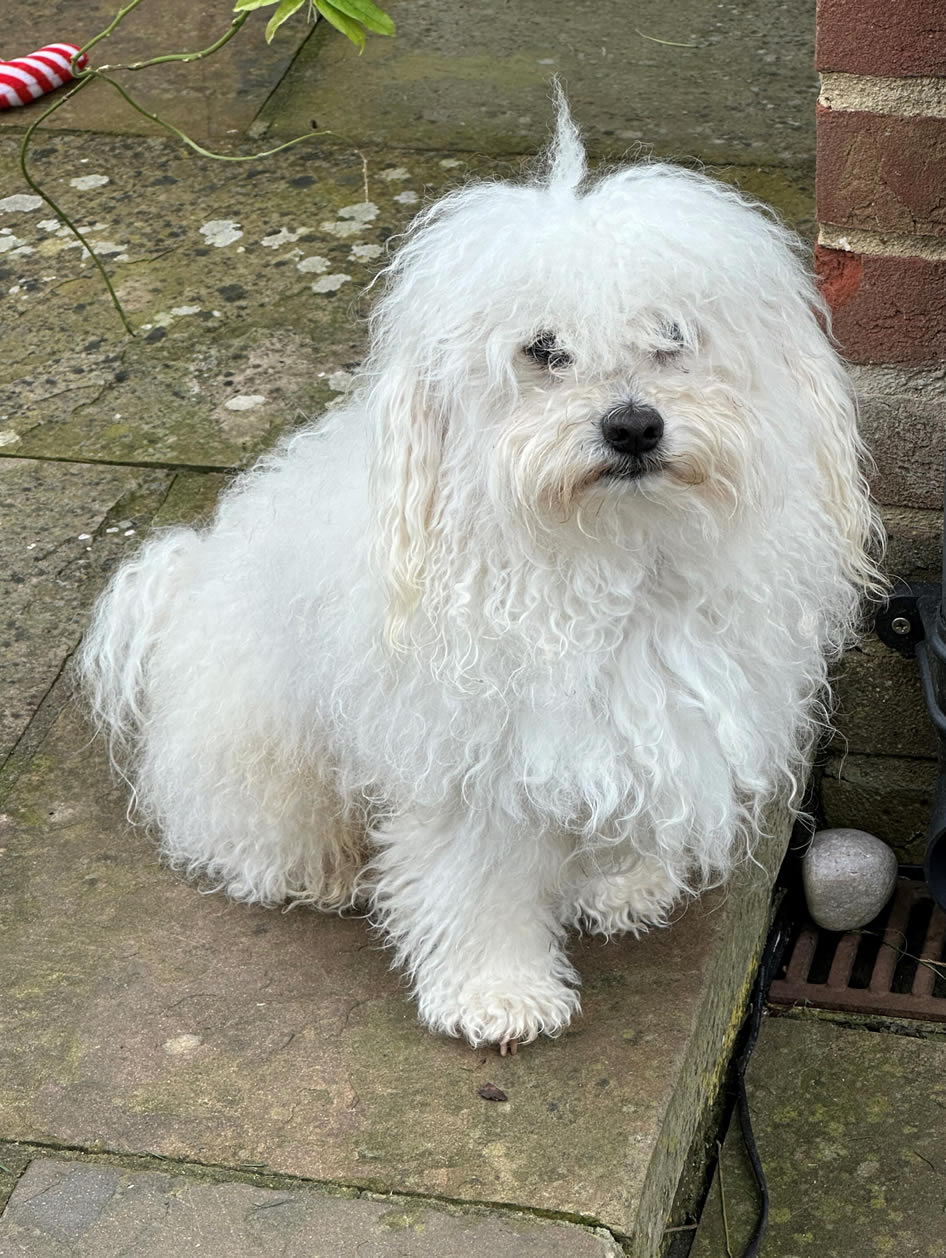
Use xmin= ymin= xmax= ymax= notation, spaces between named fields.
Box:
xmin=78 ymin=527 xmax=365 ymax=908
xmin=77 ymin=528 xmax=200 ymax=767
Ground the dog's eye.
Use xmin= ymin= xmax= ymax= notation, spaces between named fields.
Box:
xmin=652 ymin=322 xmax=688 ymax=365
xmin=524 ymin=332 xmax=572 ymax=372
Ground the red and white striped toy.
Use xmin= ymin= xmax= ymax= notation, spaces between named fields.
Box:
xmin=0 ymin=43 xmax=89 ymax=110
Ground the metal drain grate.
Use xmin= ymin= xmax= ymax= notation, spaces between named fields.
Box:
xmin=770 ymin=878 xmax=946 ymax=1021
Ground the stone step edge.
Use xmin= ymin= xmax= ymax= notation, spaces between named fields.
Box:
xmin=0 ymin=1136 xmax=627 ymax=1246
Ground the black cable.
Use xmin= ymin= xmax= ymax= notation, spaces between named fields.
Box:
xmin=732 ymin=921 xmax=788 ymax=1258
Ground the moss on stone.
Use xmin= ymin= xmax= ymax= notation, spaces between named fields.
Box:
xmin=691 ymin=1016 xmax=946 ymax=1258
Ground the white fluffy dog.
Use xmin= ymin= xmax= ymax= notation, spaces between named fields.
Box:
xmin=79 ymin=98 xmax=881 ymax=1052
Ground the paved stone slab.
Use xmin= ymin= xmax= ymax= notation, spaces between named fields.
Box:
xmin=0 ymin=458 xmax=170 ymax=766
xmin=0 ymin=1158 xmax=622 ymax=1258
xmin=261 ymin=0 xmax=818 ymax=166
xmin=691 ymin=1016 xmax=946 ymax=1258
xmin=150 ymin=470 xmax=230 ymax=529
xmin=0 ymin=131 xmax=496 ymax=470
xmin=0 ymin=2 xmax=309 ymax=140
xmin=0 ymin=701 xmax=786 ymax=1252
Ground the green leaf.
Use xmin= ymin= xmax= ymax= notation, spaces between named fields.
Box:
xmin=329 ymin=0 xmax=395 ymax=36
xmin=233 ymin=0 xmax=279 ymax=13
xmin=265 ymin=0 xmax=307 ymax=41
xmin=314 ymin=0 xmax=366 ymax=48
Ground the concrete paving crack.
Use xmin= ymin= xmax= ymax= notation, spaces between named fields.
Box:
xmin=0 ymin=650 xmax=77 ymax=802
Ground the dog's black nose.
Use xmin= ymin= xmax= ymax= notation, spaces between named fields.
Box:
xmin=601 ymin=405 xmax=664 ymax=457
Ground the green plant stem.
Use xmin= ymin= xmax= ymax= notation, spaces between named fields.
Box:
xmin=97 ymin=13 xmax=250 ymax=72
xmin=18 ymin=76 xmax=137 ymax=336
xmin=634 ymin=29 xmax=700 ymax=48
xmin=24 ymin=0 xmax=333 ymax=335
xmin=73 ymin=0 xmax=150 ymax=71
xmin=94 ymin=70 xmax=327 ymax=162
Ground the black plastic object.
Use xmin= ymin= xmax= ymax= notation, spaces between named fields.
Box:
xmin=876 ymin=454 xmax=946 ymax=911
xmin=922 ymin=465 xmax=946 ymax=911
xmin=876 ymin=584 xmax=946 ymax=911
xmin=930 ymin=465 xmax=946 ymax=909
xmin=923 ymin=603 xmax=946 ymax=909
xmin=927 ymin=773 xmax=946 ymax=911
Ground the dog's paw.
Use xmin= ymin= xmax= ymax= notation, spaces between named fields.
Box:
xmin=574 ymin=859 xmax=683 ymax=938
xmin=418 ymin=979 xmax=581 ymax=1050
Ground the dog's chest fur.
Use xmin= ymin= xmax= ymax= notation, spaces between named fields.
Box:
xmin=362 ymin=565 xmax=741 ymax=834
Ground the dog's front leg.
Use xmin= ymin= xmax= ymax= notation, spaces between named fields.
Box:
xmin=369 ymin=810 xmax=581 ymax=1050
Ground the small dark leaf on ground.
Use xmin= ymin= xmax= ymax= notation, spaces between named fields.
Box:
xmin=478 ymin=1083 xmax=508 ymax=1102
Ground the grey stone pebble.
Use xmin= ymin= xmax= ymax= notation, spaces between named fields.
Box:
xmin=802 ymin=828 xmax=898 ymax=932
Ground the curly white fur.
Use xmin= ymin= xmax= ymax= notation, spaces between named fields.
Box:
xmin=78 ymin=94 xmax=882 ymax=1050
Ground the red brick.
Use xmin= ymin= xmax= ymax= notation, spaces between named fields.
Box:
xmin=817 ymin=108 xmax=946 ymax=236
xmin=816 ymin=0 xmax=946 ymax=76
xmin=815 ymin=245 xmax=946 ymax=363
xmin=817 ymin=245 xmax=865 ymax=308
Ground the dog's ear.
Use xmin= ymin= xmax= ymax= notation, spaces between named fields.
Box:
xmin=370 ymin=354 xmax=445 ymax=647
xmin=790 ymin=329 xmax=885 ymax=598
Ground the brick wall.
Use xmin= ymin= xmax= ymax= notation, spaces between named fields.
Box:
xmin=815 ymin=0 xmax=946 ymax=860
